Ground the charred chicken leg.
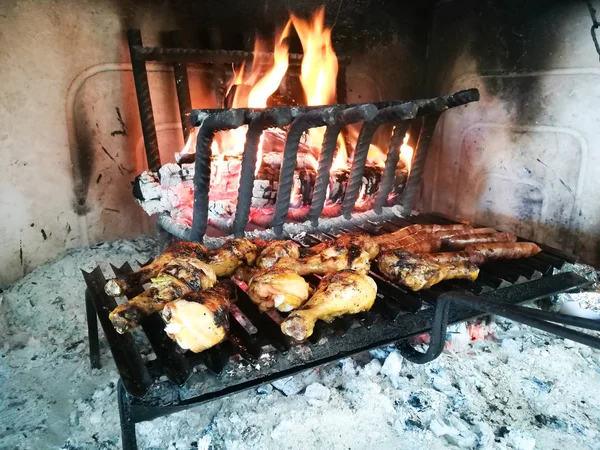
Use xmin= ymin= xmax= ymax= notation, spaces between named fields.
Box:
xmin=205 ymin=238 xmax=260 ymax=277
xmin=104 ymin=241 xmax=208 ymax=296
xmin=162 ymin=283 xmax=232 ymax=353
xmin=377 ymin=250 xmax=479 ymax=291
xmin=256 ymin=240 xmax=301 ymax=269
xmin=281 ymin=270 xmax=377 ymax=341
xmin=275 ymin=233 xmax=379 ymax=275
xmin=109 ymin=258 xmax=216 ymax=333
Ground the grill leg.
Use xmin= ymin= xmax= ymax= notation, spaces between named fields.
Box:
xmin=396 ymin=297 xmax=450 ymax=364
xmin=118 ymin=379 xmax=138 ymax=450
xmin=85 ymin=289 xmax=101 ymax=369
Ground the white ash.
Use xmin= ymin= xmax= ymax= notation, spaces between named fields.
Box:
xmin=0 ymin=239 xmax=599 ymax=449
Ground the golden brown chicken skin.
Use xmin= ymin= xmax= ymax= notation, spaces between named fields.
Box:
xmin=256 ymin=240 xmax=301 ymax=269
xmin=305 ymin=233 xmax=380 ymax=260
xmin=246 ymin=267 xmax=311 ymax=312
xmin=162 ymin=283 xmax=232 ymax=353
xmin=377 ymin=250 xmax=479 ymax=291
xmin=281 ymin=270 xmax=377 ymax=341
xmin=104 ymin=241 xmax=208 ymax=296
xmin=109 ymin=258 xmax=216 ymax=333
xmin=206 ymin=238 xmax=260 ymax=277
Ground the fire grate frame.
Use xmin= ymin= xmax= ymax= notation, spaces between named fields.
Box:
xmin=83 ymin=214 xmax=600 ymax=450
xmin=127 ymin=29 xmax=480 ymax=242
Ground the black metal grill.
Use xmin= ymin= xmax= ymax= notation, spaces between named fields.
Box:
xmin=83 ymin=213 xmax=600 ymax=450
xmin=127 ymin=29 xmax=480 ymax=242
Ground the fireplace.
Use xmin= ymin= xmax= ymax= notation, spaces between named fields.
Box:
xmin=2 ymin=1 xmax=600 ymax=449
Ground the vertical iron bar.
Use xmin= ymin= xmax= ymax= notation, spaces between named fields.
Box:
xmin=398 ymin=113 xmax=441 ymax=211
xmin=231 ymin=109 xmax=292 ymax=237
xmin=336 ymin=65 xmax=347 ymax=104
xmin=232 ymin=122 xmax=262 ymax=237
xmin=85 ymin=289 xmax=101 ymax=369
xmin=374 ymin=122 xmax=412 ymax=213
xmin=127 ymin=29 xmax=161 ymax=172
xmin=209 ymin=27 xmax=226 ymax=106
xmin=117 ymin=379 xmax=138 ymax=450
xmin=272 ymin=108 xmax=341 ymax=236
xmin=169 ymin=31 xmax=193 ymax=142
xmin=341 ymin=103 xmax=418 ymax=219
xmin=190 ymin=110 xmax=246 ymax=242
xmin=309 ymin=105 xmax=378 ymax=226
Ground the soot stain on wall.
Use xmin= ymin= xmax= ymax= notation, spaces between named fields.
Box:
xmin=429 ymin=0 xmax=579 ymax=123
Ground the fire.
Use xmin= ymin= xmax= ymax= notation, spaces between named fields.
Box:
xmin=400 ymin=132 xmax=413 ymax=173
xmin=175 ymin=6 xmax=413 ymax=214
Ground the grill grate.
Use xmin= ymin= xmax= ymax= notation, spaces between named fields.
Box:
xmin=83 ymin=214 xmax=599 ymax=450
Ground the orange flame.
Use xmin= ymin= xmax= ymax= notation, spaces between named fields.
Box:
xmin=291 ymin=7 xmax=338 ymax=106
xmin=400 ymin=132 xmax=413 ymax=173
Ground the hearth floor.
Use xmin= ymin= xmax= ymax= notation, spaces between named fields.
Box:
xmin=1 ymin=237 xmax=599 ymax=450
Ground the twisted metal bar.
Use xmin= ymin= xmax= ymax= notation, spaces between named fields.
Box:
xmin=130 ymin=45 xmax=351 ymax=66
xmin=232 ymin=110 xmax=293 ymax=237
xmin=342 ymin=103 xmax=418 ymax=219
xmin=373 ymin=122 xmax=412 ymax=214
xmin=190 ymin=110 xmax=245 ymax=242
xmin=169 ymin=31 xmax=192 ymax=141
xmin=397 ymin=113 xmax=440 ymax=212
xmin=272 ymin=107 xmax=341 ymax=236
xmin=128 ymin=30 xmax=161 ymax=171
xmin=309 ymin=105 xmax=378 ymax=227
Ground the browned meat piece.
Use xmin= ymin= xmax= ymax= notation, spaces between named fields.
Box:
xmin=109 ymin=258 xmax=216 ymax=333
xmin=420 ymin=251 xmax=486 ymax=265
xmin=162 ymin=283 xmax=233 ymax=353
xmin=246 ymin=267 xmax=311 ymax=312
xmin=377 ymin=250 xmax=479 ymax=291
xmin=465 ymin=242 xmax=542 ymax=261
xmin=206 ymin=238 xmax=260 ymax=277
xmin=256 ymin=240 xmax=301 ymax=269
xmin=305 ymin=233 xmax=380 ymax=260
xmin=373 ymin=223 xmax=473 ymax=244
xmin=104 ymin=241 xmax=208 ymax=296
xmin=442 ymin=232 xmax=517 ymax=249
xmin=281 ymin=270 xmax=377 ymax=341
xmin=233 ymin=265 xmax=256 ymax=283
xmin=379 ymin=227 xmax=498 ymax=252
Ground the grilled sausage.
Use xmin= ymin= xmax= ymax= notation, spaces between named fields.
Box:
xmin=442 ymin=232 xmax=517 ymax=250
xmin=465 ymin=242 xmax=542 ymax=261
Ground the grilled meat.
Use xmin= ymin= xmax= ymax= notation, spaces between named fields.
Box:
xmin=104 ymin=241 xmax=208 ymax=296
xmin=281 ymin=270 xmax=377 ymax=341
xmin=419 ymin=251 xmax=486 ymax=265
xmin=275 ymin=233 xmax=379 ymax=275
xmin=256 ymin=240 xmax=301 ymax=269
xmin=373 ymin=223 xmax=472 ymax=245
xmin=378 ymin=227 xmax=497 ymax=252
xmin=466 ymin=242 xmax=542 ymax=260
xmin=378 ymin=250 xmax=479 ymax=291
xmin=206 ymin=238 xmax=260 ymax=277
xmin=246 ymin=267 xmax=311 ymax=312
xmin=442 ymin=232 xmax=516 ymax=249
xmin=161 ymin=283 xmax=232 ymax=353
xmin=306 ymin=232 xmax=380 ymax=260
xmin=109 ymin=258 xmax=216 ymax=333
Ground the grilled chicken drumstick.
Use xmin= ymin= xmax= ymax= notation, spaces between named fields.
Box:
xmin=246 ymin=267 xmax=311 ymax=312
xmin=162 ymin=283 xmax=232 ymax=353
xmin=109 ymin=258 xmax=216 ymax=333
xmin=256 ymin=240 xmax=301 ymax=269
xmin=205 ymin=238 xmax=260 ymax=277
xmin=274 ymin=233 xmax=379 ymax=275
xmin=105 ymin=238 xmax=257 ymax=297
xmin=378 ymin=250 xmax=479 ymax=291
xmin=104 ymin=241 xmax=208 ymax=296
xmin=281 ymin=270 xmax=377 ymax=341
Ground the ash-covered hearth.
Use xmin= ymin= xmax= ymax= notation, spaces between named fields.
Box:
xmin=4 ymin=1 xmax=600 ymax=450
